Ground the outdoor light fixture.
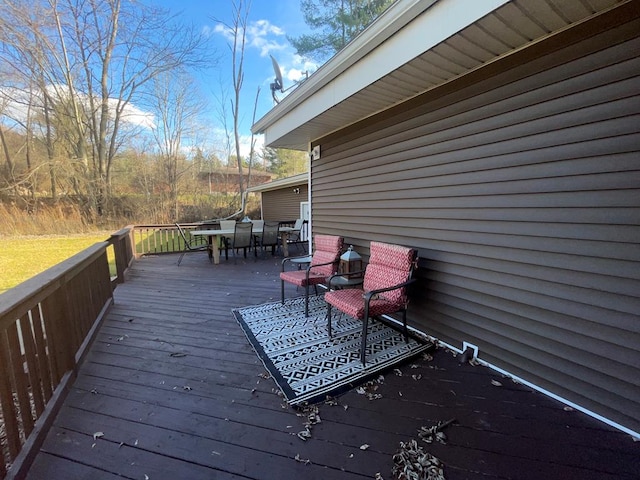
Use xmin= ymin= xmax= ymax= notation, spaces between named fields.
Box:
xmin=339 ymin=245 xmax=363 ymax=280
xmin=293 ymin=187 xmax=300 ymax=194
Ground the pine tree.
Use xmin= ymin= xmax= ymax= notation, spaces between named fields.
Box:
xmin=288 ymin=0 xmax=395 ymax=62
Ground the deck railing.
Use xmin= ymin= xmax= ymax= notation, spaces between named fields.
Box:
xmin=0 ymin=220 xmax=307 ymax=478
xmin=0 ymin=227 xmax=135 ymax=479
xmin=132 ymin=220 xmax=309 ymax=256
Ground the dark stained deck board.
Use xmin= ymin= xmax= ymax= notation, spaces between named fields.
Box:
xmin=24 ymin=252 xmax=639 ymax=480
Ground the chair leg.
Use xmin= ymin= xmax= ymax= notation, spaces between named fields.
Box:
xmin=361 ymin=302 xmax=371 ymax=365
xmin=305 ymin=283 xmax=309 ymax=317
xmin=402 ymin=309 xmax=409 ymax=343
xmin=327 ymin=303 xmax=332 ymax=338
xmin=360 ymin=316 xmax=369 ymax=365
xmin=281 ymin=279 xmax=285 ymax=304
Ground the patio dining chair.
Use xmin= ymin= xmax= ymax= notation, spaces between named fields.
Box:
xmin=281 ymin=234 xmax=344 ymax=317
xmin=218 ymin=220 xmax=237 ymax=248
xmin=325 ymin=241 xmax=417 ymax=365
xmin=287 ymin=218 xmax=305 ymax=253
xmin=257 ymin=220 xmax=280 ymax=256
xmin=252 ymin=219 xmax=264 ymax=230
xmin=224 ymin=222 xmax=255 ymax=261
xmin=175 ymin=223 xmax=210 ymax=266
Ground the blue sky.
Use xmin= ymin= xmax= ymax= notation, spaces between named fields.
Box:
xmin=150 ymin=0 xmax=318 ymax=156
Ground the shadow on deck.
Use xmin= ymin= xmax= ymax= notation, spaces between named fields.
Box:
xmin=24 ymin=252 xmax=639 ymax=479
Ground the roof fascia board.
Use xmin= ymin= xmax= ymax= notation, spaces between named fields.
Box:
xmin=247 ymin=173 xmax=308 ymax=193
xmin=253 ymin=0 xmax=509 ymax=145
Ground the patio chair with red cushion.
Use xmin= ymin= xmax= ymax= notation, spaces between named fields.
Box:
xmin=325 ymin=241 xmax=417 ymax=365
xmin=280 ymin=234 xmax=344 ymax=317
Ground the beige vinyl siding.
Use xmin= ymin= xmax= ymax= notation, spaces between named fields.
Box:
xmin=310 ymin=15 xmax=640 ymax=432
xmin=261 ymin=184 xmax=308 ymax=221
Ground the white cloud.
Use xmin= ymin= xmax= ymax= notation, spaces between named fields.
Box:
xmin=211 ymin=19 xmax=288 ymax=58
xmin=118 ymin=101 xmax=155 ymax=129
xmin=284 ymin=54 xmax=318 ymax=82
xmin=0 ymin=85 xmax=155 ymax=130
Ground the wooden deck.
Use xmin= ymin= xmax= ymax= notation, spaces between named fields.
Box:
xmin=24 ymin=252 xmax=639 ymax=480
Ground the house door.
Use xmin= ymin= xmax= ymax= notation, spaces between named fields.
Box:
xmin=300 ymin=201 xmax=309 ymax=241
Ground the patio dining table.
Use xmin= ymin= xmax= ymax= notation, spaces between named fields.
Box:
xmin=191 ymin=226 xmax=295 ymax=264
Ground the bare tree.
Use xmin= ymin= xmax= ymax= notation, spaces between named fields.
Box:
xmin=149 ymin=70 xmax=205 ymax=220
xmin=0 ymin=0 xmax=215 ymax=216
xmin=214 ymin=0 xmax=263 ymax=218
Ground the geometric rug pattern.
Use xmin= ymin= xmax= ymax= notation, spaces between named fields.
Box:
xmin=233 ymin=295 xmax=433 ymax=405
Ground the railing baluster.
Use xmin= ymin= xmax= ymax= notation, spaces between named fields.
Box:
xmin=5 ymin=320 xmax=34 ymax=439
xmin=20 ymin=312 xmax=45 ymax=417
xmin=0 ymin=329 xmax=22 ymax=459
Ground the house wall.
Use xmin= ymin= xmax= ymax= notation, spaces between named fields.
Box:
xmin=260 ymin=183 xmax=309 ymax=221
xmin=310 ymin=11 xmax=640 ymax=432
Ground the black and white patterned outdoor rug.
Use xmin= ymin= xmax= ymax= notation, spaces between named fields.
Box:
xmin=232 ymin=295 xmax=433 ymax=405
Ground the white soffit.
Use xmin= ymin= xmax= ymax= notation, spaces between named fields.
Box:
xmin=253 ymin=0 xmax=624 ymax=150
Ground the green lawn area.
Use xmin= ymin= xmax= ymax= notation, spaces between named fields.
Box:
xmin=0 ymin=233 xmax=115 ymax=294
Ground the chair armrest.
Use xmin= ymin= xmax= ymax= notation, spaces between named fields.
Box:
xmin=363 ymin=278 xmax=417 ymax=303
xmin=305 ymin=259 xmax=341 ymax=281
xmin=282 ymin=254 xmax=313 ymax=271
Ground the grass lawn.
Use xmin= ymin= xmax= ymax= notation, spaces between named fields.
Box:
xmin=0 ymin=233 xmax=115 ymax=294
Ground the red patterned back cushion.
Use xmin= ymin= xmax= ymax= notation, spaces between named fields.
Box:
xmin=310 ymin=235 xmax=344 ymax=276
xmin=363 ymin=242 xmax=415 ymax=305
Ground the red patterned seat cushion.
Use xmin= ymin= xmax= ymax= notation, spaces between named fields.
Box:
xmin=280 ymin=234 xmax=344 ymax=286
xmin=325 ymin=288 xmax=403 ymax=319
xmin=310 ymin=235 xmax=344 ymax=276
xmin=326 ymin=242 xmax=415 ymax=319
xmin=280 ymin=269 xmax=328 ymax=287
xmin=363 ymin=242 xmax=415 ymax=306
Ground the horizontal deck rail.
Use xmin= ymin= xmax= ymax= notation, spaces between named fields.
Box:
xmin=0 ymin=227 xmax=136 ymax=479
xmin=132 ymin=220 xmax=309 ymax=256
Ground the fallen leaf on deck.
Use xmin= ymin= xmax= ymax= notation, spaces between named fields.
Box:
xmin=93 ymin=432 xmax=104 ymax=440
xmin=183 ymin=385 xmax=192 ymax=391
xmin=360 ymin=444 xmax=370 ymax=450
xmin=294 ymin=453 xmax=310 ymax=464
xmin=491 ymin=379 xmax=502 ymax=387
xmin=169 ymin=352 xmax=187 ymax=357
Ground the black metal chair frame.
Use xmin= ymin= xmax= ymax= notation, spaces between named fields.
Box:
xmin=257 ymin=221 xmax=280 ymax=256
xmin=224 ymin=222 xmax=256 ymax=262
xmin=175 ymin=223 xmax=210 ymax=266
